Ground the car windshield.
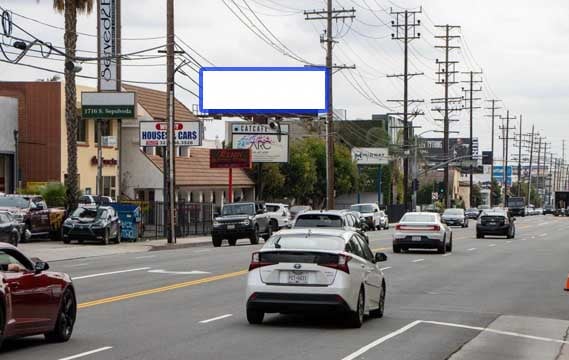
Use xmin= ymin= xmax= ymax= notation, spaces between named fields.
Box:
xmin=350 ymin=205 xmax=375 ymax=213
xmin=466 ymin=208 xmax=477 ymax=212
xmin=265 ymin=235 xmax=345 ymax=251
xmin=294 ymin=214 xmax=343 ymax=228
xmin=507 ymin=198 xmax=525 ymax=207
xmin=222 ymin=204 xmax=255 ymax=216
xmin=0 ymin=213 xmax=12 ymax=223
xmin=266 ymin=205 xmax=280 ymax=212
xmin=71 ymin=207 xmax=107 ymax=220
xmin=443 ymin=209 xmax=463 ymax=215
xmin=0 ymin=197 xmax=29 ymax=209
xmin=401 ymin=214 xmax=436 ymax=223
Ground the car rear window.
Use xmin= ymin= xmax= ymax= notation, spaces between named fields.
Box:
xmin=264 ymin=235 xmax=345 ymax=251
xmin=294 ymin=214 xmax=343 ymax=228
xmin=350 ymin=205 xmax=375 ymax=213
xmin=401 ymin=214 xmax=436 ymax=222
xmin=266 ymin=205 xmax=280 ymax=212
xmin=444 ymin=209 xmax=463 ymax=215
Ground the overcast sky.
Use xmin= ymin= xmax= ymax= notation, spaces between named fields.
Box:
xmin=1 ymin=0 xmax=568 ymax=160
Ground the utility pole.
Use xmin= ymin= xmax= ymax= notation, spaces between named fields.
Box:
xmin=499 ymin=111 xmax=516 ymax=205
xmin=461 ymin=71 xmax=482 ymax=207
xmin=165 ymin=0 xmax=176 ymax=243
xmin=563 ymin=140 xmax=566 ymax=191
xmin=527 ymin=126 xmax=535 ymax=207
xmin=534 ymin=136 xmax=544 ymax=206
xmin=485 ymin=99 xmax=501 ymax=206
xmin=432 ymin=25 xmax=461 ymax=208
xmin=304 ymin=4 xmax=355 ymax=210
xmin=516 ymin=115 xmax=522 ymax=196
xmin=387 ymin=8 xmax=423 ymax=211
xmin=540 ymin=142 xmax=549 ymax=206
xmin=548 ymin=151 xmax=553 ymax=205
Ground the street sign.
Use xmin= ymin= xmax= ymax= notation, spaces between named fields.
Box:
xmin=432 ymin=192 xmax=439 ymax=201
xmin=102 ymin=136 xmax=117 ymax=147
xmin=351 ymin=147 xmax=390 ymax=165
xmin=81 ymin=92 xmax=136 ymax=119
xmin=210 ymin=149 xmax=252 ymax=169
xmin=98 ymin=0 xmax=117 ymax=91
xmin=230 ymin=122 xmax=289 ymax=163
xmin=199 ymin=67 xmax=328 ymax=115
xmin=139 ymin=121 xmax=202 ymax=147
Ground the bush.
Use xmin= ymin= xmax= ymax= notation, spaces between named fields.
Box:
xmin=40 ymin=182 xmax=66 ymax=207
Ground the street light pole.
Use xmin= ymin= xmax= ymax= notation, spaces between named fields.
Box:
xmin=412 ymin=129 xmax=437 ymax=210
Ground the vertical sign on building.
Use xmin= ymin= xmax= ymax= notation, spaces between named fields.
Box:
xmin=98 ymin=0 xmax=116 ymax=90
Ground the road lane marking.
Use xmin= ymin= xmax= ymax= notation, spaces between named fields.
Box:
xmin=199 ymin=314 xmax=233 ymax=324
xmin=442 ymin=253 xmax=452 ymax=257
xmin=341 ymin=321 xmax=422 ymax=360
xmin=67 ymin=263 xmax=89 ymax=267
xmin=372 ymin=247 xmax=389 ymax=252
xmin=78 ymin=269 xmax=248 ymax=309
xmin=411 ymin=259 xmax=424 ymax=263
xmin=148 ymin=269 xmax=210 ymax=275
xmin=506 ymin=240 xmax=512 ymax=244
xmin=195 ymin=249 xmax=211 ymax=253
xmin=135 ymin=255 xmax=156 ymax=259
xmin=539 ymin=233 xmax=548 ymax=237
xmin=380 ymin=267 xmax=391 ymax=271
xmin=422 ymin=320 xmax=569 ymax=345
xmin=73 ymin=267 xmax=151 ymax=280
xmin=58 ymin=346 xmax=113 ymax=360
xmin=488 ymin=244 xmax=496 ymax=247
xmin=467 ymin=248 xmax=477 ymax=251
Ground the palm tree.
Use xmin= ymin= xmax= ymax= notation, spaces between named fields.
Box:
xmin=52 ymin=0 xmax=93 ymax=210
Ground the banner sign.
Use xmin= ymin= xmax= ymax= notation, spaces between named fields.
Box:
xmin=81 ymin=92 xmax=136 ymax=119
xmin=139 ymin=121 xmax=202 ymax=147
xmin=210 ymin=149 xmax=252 ymax=169
xmin=351 ymin=147 xmax=390 ymax=165
xmin=199 ymin=67 xmax=329 ymax=115
xmin=98 ymin=0 xmax=117 ymax=91
xmin=230 ymin=123 xmax=289 ymax=163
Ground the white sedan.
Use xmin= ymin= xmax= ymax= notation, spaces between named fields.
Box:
xmin=392 ymin=212 xmax=452 ymax=254
xmin=245 ymin=228 xmax=388 ymax=328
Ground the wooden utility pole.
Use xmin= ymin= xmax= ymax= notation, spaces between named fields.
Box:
xmin=499 ymin=111 xmax=516 ymax=205
xmin=165 ymin=0 xmax=176 ymax=243
xmin=304 ymin=4 xmax=355 ymax=210
xmin=432 ymin=25 xmax=461 ymax=208
xmin=527 ymin=126 xmax=535 ymax=207
xmin=387 ymin=8 xmax=423 ymax=211
xmin=461 ymin=71 xmax=482 ymax=207
xmin=485 ymin=99 xmax=501 ymax=206
xmin=516 ymin=115 xmax=522 ymax=196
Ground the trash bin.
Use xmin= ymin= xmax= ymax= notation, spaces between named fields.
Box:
xmin=110 ymin=203 xmax=142 ymax=241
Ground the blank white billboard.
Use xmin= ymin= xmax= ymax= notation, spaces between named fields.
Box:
xmin=199 ymin=67 xmax=328 ymax=114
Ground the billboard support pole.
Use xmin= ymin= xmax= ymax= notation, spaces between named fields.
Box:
xmin=228 ymin=168 xmax=233 ymax=203
xmin=377 ymin=165 xmax=382 ymax=206
xmin=357 ymin=165 xmax=361 ymax=204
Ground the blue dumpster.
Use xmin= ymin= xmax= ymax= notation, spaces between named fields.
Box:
xmin=110 ymin=203 xmax=142 ymax=241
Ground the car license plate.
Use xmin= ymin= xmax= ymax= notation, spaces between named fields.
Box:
xmin=412 ymin=236 xmax=422 ymax=241
xmin=288 ymin=272 xmax=308 ymax=284
xmin=487 ymin=222 xmax=496 ymax=226
xmin=227 ymin=224 xmax=235 ymax=230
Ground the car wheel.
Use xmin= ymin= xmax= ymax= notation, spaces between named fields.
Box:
xmin=228 ymin=238 xmax=237 ymax=246
xmin=10 ymin=232 xmax=19 ymax=247
xmin=393 ymin=244 xmax=401 ymax=253
xmin=250 ymin=226 xmax=260 ymax=245
xmin=45 ymin=288 xmax=76 ymax=343
xmin=446 ymin=238 xmax=453 ymax=252
xmin=347 ymin=288 xmax=365 ymax=328
xmin=269 ymin=219 xmax=279 ymax=233
xmin=115 ymin=227 xmax=122 ymax=244
xmin=103 ymin=229 xmax=110 ymax=245
xmin=246 ymin=309 xmax=264 ymax=324
xmin=0 ymin=305 xmax=4 ymax=349
xmin=476 ymin=232 xmax=483 ymax=239
xmin=262 ymin=225 xmax=273 ymax=241
xmin=437 ymin=239 xmax=446 ymax=254
xmin=369 ymin=282 xmax=385 ymax=318
xmin=212 ymin=236 xmax=222 ymax=247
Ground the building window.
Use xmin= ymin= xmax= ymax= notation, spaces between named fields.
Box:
xmin=102 ymin=176 xmax=116 ymax=199
xmin=77 ymin=117 xmax=87 ymax=143
xmin=95 ymin=120 xmax=112 ymax=143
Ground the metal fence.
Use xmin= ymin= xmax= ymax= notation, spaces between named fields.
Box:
xmin=141 ymin=201 xmax=213 ymax=239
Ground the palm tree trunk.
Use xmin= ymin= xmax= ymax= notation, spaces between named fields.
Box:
xmin=64 ymin=0 xmax=79 ymax=210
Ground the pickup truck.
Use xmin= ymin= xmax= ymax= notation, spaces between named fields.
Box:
xmin=0 ymin=195 xmax=66 ymax=241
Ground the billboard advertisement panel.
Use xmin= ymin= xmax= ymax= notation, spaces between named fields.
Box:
xmin=351 ymin=147 xmax=389 ymax=165
xmin=230 ymin=123 xmax=289 ymax=163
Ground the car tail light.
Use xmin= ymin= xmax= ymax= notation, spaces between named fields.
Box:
xmin=431 ymin=225 xmax=441 ymax=231
xmin=320 ymin=254 xmax=351 ymax=274
xmin=396 ymin=224 xmax=440 ymax=231
xmin=248 ymin=252 xmax=275 ymax=271
xmin=395 ymin=224 xmax=401 ymax=230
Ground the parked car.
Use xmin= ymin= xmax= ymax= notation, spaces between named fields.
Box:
xmin=62 ymin=205 xmax=121 ymax=245
xmin=465 ymin=208 xmax=480 ymax=219
xmin=265 ymin=203 xmax=291 ymax=232
xmin=378 ymin=210 xmax=389 ymax=230
xmin=543 ymin=205 xmax=554 ymax=215
xmin=78 ymin=195 xmax=115 ymax=205
xmin=245 ymin=228 xmax=387 ymax=327
xmin=0 ymin=244 xmax=76 ymax=348
xmin=0 ymin=195 xmax=65 ymax=241
xmin=393 ymin=212 xmax=452 ymax=254
xmin=289 ymin=205 xmax=311 ymax=221
xmin=0 ymin=211 xmax=21 ymax=246
xmin=534 ymin=208 xmax=544 ymax=215
xmin=476 ymin=209 xmax=515 ymax=239
xmin=350 ymin=203 xmax=381 ymax=230
xmin=212 ymin=202 xmax=271 ymax=247
xmin=294 ymin=210 xmax=369 ymax=243
xmin=441 ymin=208 xmax=468 ymax=228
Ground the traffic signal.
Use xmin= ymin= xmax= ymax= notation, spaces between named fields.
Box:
xmin=482 ymin=151 xmax=493 ymax=165
xmin=437 ymin=182 xmax=445 ymax=195
xmin=412 ymin=179 xmax=420 ymax=191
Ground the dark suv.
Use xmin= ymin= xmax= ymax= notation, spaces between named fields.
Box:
xmin=212 ymin=202 xmax=271 ymax=247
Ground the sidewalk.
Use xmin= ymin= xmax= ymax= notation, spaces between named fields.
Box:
xmin=18 ymin=235 xmax=213 ymax=262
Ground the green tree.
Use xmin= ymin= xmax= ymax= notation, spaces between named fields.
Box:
xmin=333 ymin=142 xmax=358 ymax=196
xmin=471 ymin=184 xmax=482 ymax=207
xmin=491 ymin=178 xmax=502 ymax=205
xmin=417 ymin=182 xmax=435 ymax=205
xmin=251 ymin=164 xmax=285 ymax=201
xmin=510 ymin=182 xmax=542 ymax=206
xmin=281 ymin=140 xmax=318 ymax=204
xmin=52 ymin=0 xmax=94 ymax=210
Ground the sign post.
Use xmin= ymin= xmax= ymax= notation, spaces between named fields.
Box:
xmin=351 ymin=147 xmax=389 ymax=205
xmin=210 ymin=149 xmax=252 ymax=204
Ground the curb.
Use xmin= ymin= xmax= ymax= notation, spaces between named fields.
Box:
xmin=149 ymin=240 xmax=212 ymax=252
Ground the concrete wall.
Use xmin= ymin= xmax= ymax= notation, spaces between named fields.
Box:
xmin=0 ymin=97 xmax=17 ymax=153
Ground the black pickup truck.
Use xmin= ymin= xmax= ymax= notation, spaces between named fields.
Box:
xmin=506 ymin=196 xmax=526 ymax=217
xmin=211 ymin=202 xmax=272 ymax=247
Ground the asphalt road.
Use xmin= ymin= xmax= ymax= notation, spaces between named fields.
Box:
xmin=2 ymin=215 xmax=569 ymax=360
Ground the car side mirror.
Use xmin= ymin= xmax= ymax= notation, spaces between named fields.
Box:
xmin=256 ymin=209 xmax=264 ymax=214
xmin=374 ymin=208 xmax=379 ymax=212
xmin=34 ymin=261 xmax=49 ymax=274
xmin=375 ymin=252 xmax=387 ymax=262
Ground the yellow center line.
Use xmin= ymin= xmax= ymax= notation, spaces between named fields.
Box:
xmin=77 ymin=269 xmax=248 ymax=309
xmin=372 ymin=247 xmax=389 ymax=252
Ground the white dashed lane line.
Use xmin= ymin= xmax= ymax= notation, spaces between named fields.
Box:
xmin=442 ymin=253 xmax=452 ymax=257
xmin=58 ymin=346 xmax=113 ymax=360
xmin=411 ymin=259 xmax=425 ymax=263
xmin=72 ymin=267 xmax=151 ymax=280
xmin=380 ymin=267 xmax=392 ymax=271
xmin=488 ymin=244 xmax=496 ymax=247
xmin=199 ymin=314 xmax=233 ymax=324
xmin=467 ymin=248 xmax=477 ymax=251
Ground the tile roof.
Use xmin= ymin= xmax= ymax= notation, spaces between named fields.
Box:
xmin=146 ymin=148 xmax=254 ymax=187
xmin=122 ymin=84 xmax=196 ymax=121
